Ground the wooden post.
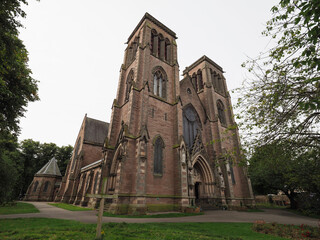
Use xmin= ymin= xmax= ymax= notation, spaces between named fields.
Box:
xmin=95 ymin=178 xmax=107 ymax=239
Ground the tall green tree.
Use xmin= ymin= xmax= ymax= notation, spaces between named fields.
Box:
xmin=0 ymin=0 xmax=39 ymax=203
xmin=0 ymin=0 xmax=39 ymax=135
xmin=237 ymin=0 xmax=320 ymax=147
xmin=248 ymin=141 xmax=320 ymax=209
xmin=237 ymin=0 xmax=320 ymax=213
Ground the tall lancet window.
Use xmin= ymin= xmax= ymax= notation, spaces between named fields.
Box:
xmin=125 ymin=70 xmax=134 ymax=101
xmin=153 ymin=136 xmax=164 ymax=175
xmin=217 ymin=100 xmax=227 ymax=125
xmin=153 ymin=69 xmax=166 ymax=98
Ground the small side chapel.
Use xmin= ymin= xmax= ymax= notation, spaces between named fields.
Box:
xmin=27 ymin=13 xmax=255 ymax=214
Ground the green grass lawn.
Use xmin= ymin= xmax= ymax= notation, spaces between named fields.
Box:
xmin=103 ymin=211 xmax=204 ymax=218
xmin=0 ymin=218 xmax=288 ymax=240
xmin=48 ymin=202 xmax=93 ymax=211
xmin=0 ymin=202 xmax=39 ymax=215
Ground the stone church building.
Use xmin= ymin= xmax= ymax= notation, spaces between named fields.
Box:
xmin=26 ymin=13 xmax=254 ymax=214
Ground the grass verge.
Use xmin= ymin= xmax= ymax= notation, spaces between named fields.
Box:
xmin=0 ymin=202 xmax=39 ymax=215
xmin=102 ymin=211 xmax=204 ymax=218
xmin=48 ymin=203 xmax=92 ymax=211
xmin=0 ymin=218 xmax=288 ymax=240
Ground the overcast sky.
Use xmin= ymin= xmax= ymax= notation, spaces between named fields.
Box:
xmin=18 ymin=0 xmax=278 ymax=147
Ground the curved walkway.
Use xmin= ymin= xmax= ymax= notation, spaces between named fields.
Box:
xmin=0 ymin=201 xmax=318 ymax=227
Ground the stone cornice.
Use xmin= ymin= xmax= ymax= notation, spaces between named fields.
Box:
xmin=183 ymin=55 xmax=224 ymax=75
xmin=127 ymin=12 xmax=177 ymax=43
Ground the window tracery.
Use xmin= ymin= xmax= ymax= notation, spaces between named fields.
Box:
xmin=150 ymin=29 xmax=171 ymax=63
xmin=183 ymin=105 xmax=201 ymax=149
xmin=152 ymin=68 xmax=166 ymax=98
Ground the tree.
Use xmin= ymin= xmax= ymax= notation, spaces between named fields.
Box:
xmin=236 ymin=0 xmax=320 ymax=213
xmin=249 ymin=141 xmax=320 ymax=210
xmin=236 ymin=0 xmax=320 ymax=148
xmin=18 ymin=139 xmax=73 ymax=196
xmin=56 ymin=145 xmax=73 ymax=176
xmin=0 ymin=132 xmax=20 ymax=204
xmin=0 ymin=0 xmax=39 ymax=203
xmin=0 ymin=0 xmax=39 ymax=135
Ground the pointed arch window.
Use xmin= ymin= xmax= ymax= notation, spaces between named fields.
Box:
xmin=197 ymin=69 xmax=203 ymax=91
xmin=126 ymin=37 xmax=139 ymax=66
xmin=151 ymin=29 xmax=158 ymax=56
xmin=211 ymin=69 xmax=218 ymax=90
xmin=33 ymin=181 xmax=39 ymax=192
xmin=217 ymin=74 xmax=225 ymax=95
xmin=158 ymin=34 xmax=165 ymax=59
xmin=153 ymin=69 xmax=166 ymax=98
xmin=125 ymin=70 xmax=134 ymax=101
xmin=165 ymin=38 xmax=171 ymax=62
xmin=183 ymin=105 xmax=201 ymax=149
xmin=43 ymin=181 xmax=50 ymax=192
xmin=192 ymin=73 xmax=198 ymax=92
xmin=150 ymin=29 xmax=171 ymax=63
xmin=217 ymin=100 xmax=227 ymax=125
xmin=154 ymin=136 xmax=164 ymax=175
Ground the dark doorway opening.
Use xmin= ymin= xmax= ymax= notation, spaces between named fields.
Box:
xmin=195 ymin=182 xmax=200 ymax=200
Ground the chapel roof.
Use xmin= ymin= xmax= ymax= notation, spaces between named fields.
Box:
xmin=35 ymin=157 xmax=62 ymax=176
xmin=83 ymin=117 xmax=109 ymax=145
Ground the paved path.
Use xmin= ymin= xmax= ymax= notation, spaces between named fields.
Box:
xmin=0 ymin=201 xmax=318 ymax=227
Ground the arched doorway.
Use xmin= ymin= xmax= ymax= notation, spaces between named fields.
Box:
xmin=191 ymin=155 xmax=214 ymax=205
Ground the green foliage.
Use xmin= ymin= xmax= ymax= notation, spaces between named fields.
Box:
xmin=18 ymin=139 xmax=73 ymax=196
xmin=236 ymin=0 xmax=320 ymax=215
xmin=248 ymin=141 xmax=320 ymax=211
xmin=48 ymin=203 xmax=92 ymax=211
xmin=0 ymin=133 xmax=20 ymax=204
xmin=0 ymin=218 xmax=287 ymax=239
xmin=0 ymin=0 xmax=39 ymax=135
xmin=0 ymin=0 xmax=39 ymax=204
xmin=0 ymin=138 xmax=72 ymax=203
xmin=236 ymin=0 xmax=320 ymax=148
xmin=0 ymin=202 xmax=39 ymax=215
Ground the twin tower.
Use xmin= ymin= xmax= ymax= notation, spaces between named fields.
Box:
xmin=27 ymin=13 xmax=255 ymax=214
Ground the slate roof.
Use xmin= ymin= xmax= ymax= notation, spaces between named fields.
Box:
xmin=35 ymin=157 xmax=62 ymax=176
xmin=84 ymin=117 xmax=109 ymax=145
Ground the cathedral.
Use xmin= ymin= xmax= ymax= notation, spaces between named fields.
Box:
xmin=25 ymin=13 xmax=254 ymax=214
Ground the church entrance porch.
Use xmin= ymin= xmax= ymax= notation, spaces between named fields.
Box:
xmin=189 ymin=155 xmax=222 ymax=209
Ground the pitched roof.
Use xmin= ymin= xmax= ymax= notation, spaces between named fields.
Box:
xmin=35 ymin=157 xmax=62 ymax=176
xmin=84 ymin=117 xmax=109 ymax=145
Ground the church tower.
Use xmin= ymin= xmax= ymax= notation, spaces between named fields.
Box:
xmin=103 ymin=13 xmax=183 ymax=214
